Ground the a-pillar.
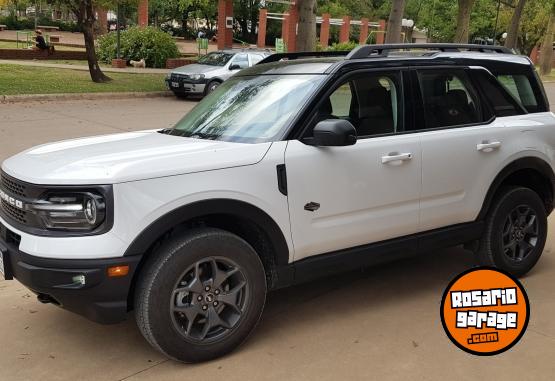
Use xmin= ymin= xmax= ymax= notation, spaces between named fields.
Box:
xmin=339 ymin=16 xmax=351 ymax=43
xmin=376 ymin=19 xmax=386 ymax=44
xmin=359 ymin=18 xmax=369 ymax=44
xmin=217 ymin=0 xmax=233 ymax=49
xmin=138 ymin=0 xmax=148 ymax=28
xmin=257 ymin=8 xmax=268 ymax=48
xmin=320 ymin=13 xmax=330 ymax=48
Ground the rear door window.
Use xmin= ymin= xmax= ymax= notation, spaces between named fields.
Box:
xmin=497 ymin=74 xmax=538 ymax=113
xmin=416 ymin=70 xmax=483 ymax=129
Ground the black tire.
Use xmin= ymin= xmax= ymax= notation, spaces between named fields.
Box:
xmin=205 ymin=80 xmax=221 ymax=95
xmin=477 ymin=186 xmax=548 ymax=277
xmin=135 ymin=228 xmax=267 ymax=363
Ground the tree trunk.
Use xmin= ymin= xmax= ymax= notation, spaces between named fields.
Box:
xmin=385 ymin=0 xmax=406 ymax=44
xmin=504 ymin=0 xmax=526 ymax=49
xmin=296 ymin=0 xmax=317 ymax=51
xmin=454 ymin=0 xmax=475 ymax=43
xmin=540 ymin=7 xmax=555 ymax=76
xmin=77 ymin=1 xmax=110 ymax=83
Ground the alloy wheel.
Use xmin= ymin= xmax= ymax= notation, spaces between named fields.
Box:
xmin=501 ymin=204 xmax=539 ymax=262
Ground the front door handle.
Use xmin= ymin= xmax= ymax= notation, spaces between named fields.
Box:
xmin=477 ymin=141 xmax=501 ymax=152
xmin=381 ymin=152 xmax=412 ymax=164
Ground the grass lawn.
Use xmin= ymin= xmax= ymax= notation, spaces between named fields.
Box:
xmin=0 ymin=64 xmax=167 ymax=95
xmin=0 ymin=40 xmax=85 ymax=51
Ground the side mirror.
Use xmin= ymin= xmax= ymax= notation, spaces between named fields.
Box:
xmin=308 ymin=119 xmax=357 ymax=147
xmin=229 ymin=64 xmax=241 ymax=70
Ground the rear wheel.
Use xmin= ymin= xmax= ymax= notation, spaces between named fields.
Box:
xmin=135 ymin=228 xmax=267 ymax=363
xmin=477 ymin=186 xmax=548 ymax=277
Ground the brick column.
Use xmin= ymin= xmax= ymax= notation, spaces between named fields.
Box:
xmin=359 ymin=18 xmax=369 ymax=44
xmin=257 ymin=8 xmax=267 ymax=48
xmin=217 ymin=0 xmax=233 ymax=49
xmin=138 ymin=0 xmax=148 ymax=28
xmin=282 ymin=13 xmax=289 ymax=45
xmin=320 ymin=13 xmax=330 ymax=48
xmin=376 ymin=19 xmax=386 ymax=44
xmin=286 ymin=4 xmax=298 ymax=52
xmin=529 ymin=46 xmax=539 ymax=65
xmin=339 ymin=16 xmax=351 ymax=43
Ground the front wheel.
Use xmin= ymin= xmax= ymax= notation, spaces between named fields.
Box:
xmin=135 ymin=228 xmax=267 ymax=363
xmin=205 ymin=80 xmax=221 ymax=95
xmin=477 ymin=186 xmax=548 ymax=277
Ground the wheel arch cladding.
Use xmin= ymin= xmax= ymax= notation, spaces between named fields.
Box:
xmin=478 ymin=157 xmax=555 ymax=220
xmin=124 ymin=199 xmax=290 ymax=294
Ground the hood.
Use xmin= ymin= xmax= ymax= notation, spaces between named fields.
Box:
xmin=172 ymin=64 xmax=224 ymax=75
xmin=2 ymin=131 xmax=272 ymax=185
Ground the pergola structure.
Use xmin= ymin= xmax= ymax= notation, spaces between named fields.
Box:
xmin=116 ymin=0 xmax=386 ymax=53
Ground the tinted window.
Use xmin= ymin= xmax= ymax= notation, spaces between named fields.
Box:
xmin=472 ymin=70 xmax=524 ymax=117
xmin=417 ymin=70 xmax=481 ymax=129
xmin=497 ymin=74 xmax=538 ymax=112
xmin=312 ymin=73 xmax=402 ymax=137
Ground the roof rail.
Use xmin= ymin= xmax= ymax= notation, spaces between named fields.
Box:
xmin=347 ymin=43 xmax=514 ymax=59
xmin=258 ymin=50 xmax=351 ymax=65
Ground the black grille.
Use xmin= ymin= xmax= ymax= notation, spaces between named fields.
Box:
xmin=171 ymin=73 xmax=189 ymax=81
xmin=1 ymin=199 xmax=27 ymax=224
xmin=1 ymin=173 xmax=27 ymax=197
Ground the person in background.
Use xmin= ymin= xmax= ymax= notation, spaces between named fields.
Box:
xmin=197 ymin=29 xmax=206 ymax=39
xmin=34 ymin=30 xmax=55 ymax=54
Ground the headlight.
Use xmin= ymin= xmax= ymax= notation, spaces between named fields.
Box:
xmin=190 ymin=74 xmax=205 ymax=80
xmin=166 ymin=73 xmax=172 ymax=80
xmin=30 ymin=192 xmax=106 ymax=231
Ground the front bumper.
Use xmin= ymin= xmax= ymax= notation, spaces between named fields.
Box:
xmin=0 ymin=222 xmax=141 ymax=324
xmin=165 ymin=78 xmax=207 ymax=94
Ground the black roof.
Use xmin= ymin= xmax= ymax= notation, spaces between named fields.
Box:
xmin=239 ymin=44 xmax=533 ymax=77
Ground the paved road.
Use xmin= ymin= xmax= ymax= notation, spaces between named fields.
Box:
xmin=1 ymin=90 xmax=555 ymax=381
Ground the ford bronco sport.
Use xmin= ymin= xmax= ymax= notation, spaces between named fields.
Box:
xmin=1 ymin=44 xmax=553 ymax=363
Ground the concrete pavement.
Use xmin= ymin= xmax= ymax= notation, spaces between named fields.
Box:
xmin=1 ymin=90 xmax=555 ymax=381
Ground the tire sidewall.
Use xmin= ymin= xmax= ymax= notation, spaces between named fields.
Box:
xmin=488 ymin=187 xmax=547 ymax=275
xmin=139 ymin=229 xmax=266 ymax=362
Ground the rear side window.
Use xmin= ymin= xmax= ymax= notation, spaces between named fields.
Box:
xmin=472 ymin=70 xmax=525 ymax=117
xmin=497 ymin=74 xmax=538 ymax=112
xmin=416 ymin=70 xmax=482 ymax=129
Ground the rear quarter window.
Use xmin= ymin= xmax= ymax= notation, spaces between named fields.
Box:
xmin=497 ymin=74 xmax=539 ymax=113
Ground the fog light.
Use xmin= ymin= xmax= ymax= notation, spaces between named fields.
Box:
xmin=72 ymin=274 xmax=86 ymax=286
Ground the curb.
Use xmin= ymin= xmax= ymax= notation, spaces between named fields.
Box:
xmin=1 ymin=91 xmax=174 ymax=103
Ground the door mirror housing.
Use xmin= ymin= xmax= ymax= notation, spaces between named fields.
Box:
xmin=229 ymin=64 xmax=241 ymax=70
xmin=308 ymin=119 xmax=357 ymax=147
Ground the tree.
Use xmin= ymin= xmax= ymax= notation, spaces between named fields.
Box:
xmin=504 ymin=0 xmax=526 ymax=49
xmin=539 ymin=2 xmax=555 ymax=76
xmin=454 ymin=0 xmax=475 ymax=43
xmin=296 ymin=0 xmax=317 ymax=51
xmin=385 ymin=0 xmax=406 ymax=43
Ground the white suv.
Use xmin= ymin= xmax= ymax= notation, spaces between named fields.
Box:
xmin=1 ymin=44 xmax=554 ymax=363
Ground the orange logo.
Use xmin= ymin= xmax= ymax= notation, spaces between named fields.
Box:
xmin=440 ymin=267 xmax=529 ymax=356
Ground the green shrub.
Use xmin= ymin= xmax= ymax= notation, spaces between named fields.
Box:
xmin=326 ymin=41 xmax=359 ymax=52
xmin=97 ymin=27 xmax=180 ymax=68
xmin=0 ymin=16 xmax=81 ymax=32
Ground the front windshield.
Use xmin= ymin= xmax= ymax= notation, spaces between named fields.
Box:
xmin=198 ymin=52 xmax=234 ymax=66
xmin=168 ymin=74 xmax=325 ymax=143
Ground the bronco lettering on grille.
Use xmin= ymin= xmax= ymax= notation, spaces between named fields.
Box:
xmin=0 ymin=190 xmax=24 ymax=210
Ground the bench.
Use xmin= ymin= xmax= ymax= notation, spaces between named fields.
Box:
xmin=38 ymin=25 xmax=60 ymax=32
xmin=0 ymin=25 xmax=7 ymax=31
xmin=49 ymin=35 xmax=61 ymax=43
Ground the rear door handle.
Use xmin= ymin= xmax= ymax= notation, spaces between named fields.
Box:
xmin=381 ymin=152 xmax=412 ymax=164
xmin=477 ymin=141 xmax=501 ymax=152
